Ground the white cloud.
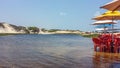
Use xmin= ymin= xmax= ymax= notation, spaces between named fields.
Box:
xmin=59 ymin=12 xmax=67 ymax=16
xmin=94 ymin=11 xmax=101 ymax=17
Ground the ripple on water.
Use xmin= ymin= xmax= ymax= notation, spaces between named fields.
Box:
xmin=0 ymin=34 xmax=119 ymax=68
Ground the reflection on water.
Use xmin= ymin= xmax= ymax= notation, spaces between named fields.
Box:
xmin=93 ymin=52 xmax=120 ymax=68
xmin=0 ymin=34 xmax=119 ymax=68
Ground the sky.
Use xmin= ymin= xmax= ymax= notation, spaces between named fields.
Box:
xmin=0 ymin=0 xmax=117 ymax=31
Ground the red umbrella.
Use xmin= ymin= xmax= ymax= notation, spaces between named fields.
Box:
xmin=100 ymin=0 xmax=120 ymax=11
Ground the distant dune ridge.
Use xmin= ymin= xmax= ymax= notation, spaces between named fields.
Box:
xmin=0 ymin=22 xmax=28 ymax=34
xmin=0 ymin=22 xmax=82 ymax=34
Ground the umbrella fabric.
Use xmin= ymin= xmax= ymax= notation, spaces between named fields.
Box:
xmin=93 ymin=11 xmax=120 ymax=20
xmin=92 ymin=20 xmax=117 ymax=25
xmin=107 ymin=28 xmax=120 ymax=31
xmin=95 ymin=28 xmax=108 ymax=31
xmin=95 ymin=24 xmax=111 ymax=32
xmin=95 ymin=24 xmax=112 ymax=28
xmin=100 ymin=0 xmax=120 ymax=11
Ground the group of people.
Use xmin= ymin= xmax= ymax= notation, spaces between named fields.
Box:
xmin=92 ymin=33 xmax=120 ymax=53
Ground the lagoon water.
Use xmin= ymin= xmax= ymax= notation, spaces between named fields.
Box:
xmin=0 ymin=34 xmax=120 ymax=68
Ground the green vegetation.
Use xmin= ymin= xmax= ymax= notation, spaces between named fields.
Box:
xmin=81 ymin=34 xmax=99 ymax=38
xmin=28 ymin=27 xmax=40 ymax=34
xmin=48 ymin=29 xmax=61 ymax=32
xmin=41 ymin=28 xmax=47 ymax=32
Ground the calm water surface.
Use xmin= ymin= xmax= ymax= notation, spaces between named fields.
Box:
xmin=0 ymin=34 xmax=120 ymax=68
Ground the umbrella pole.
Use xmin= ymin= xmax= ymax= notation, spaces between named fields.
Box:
xmin=111 ymin=19 xmax=114 ymax=53
xmin=112 ymin=23 xmax=114 ymax=42
xmin=104 ymin=24 xmax=106 ymax=34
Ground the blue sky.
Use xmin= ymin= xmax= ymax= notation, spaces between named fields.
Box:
xmin=0 ymin=0 xmax=115 ymax=31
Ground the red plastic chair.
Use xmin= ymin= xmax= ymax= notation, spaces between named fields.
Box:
xmin=113 ymin=38 xmax=118 ymax=53
xmin=92 ymin=38 xmax=103 ymax=52
xmin=115 ymin=38 xmax=120 ymax=53
xmin=106 ymin=38 xmax=112 ymax=52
